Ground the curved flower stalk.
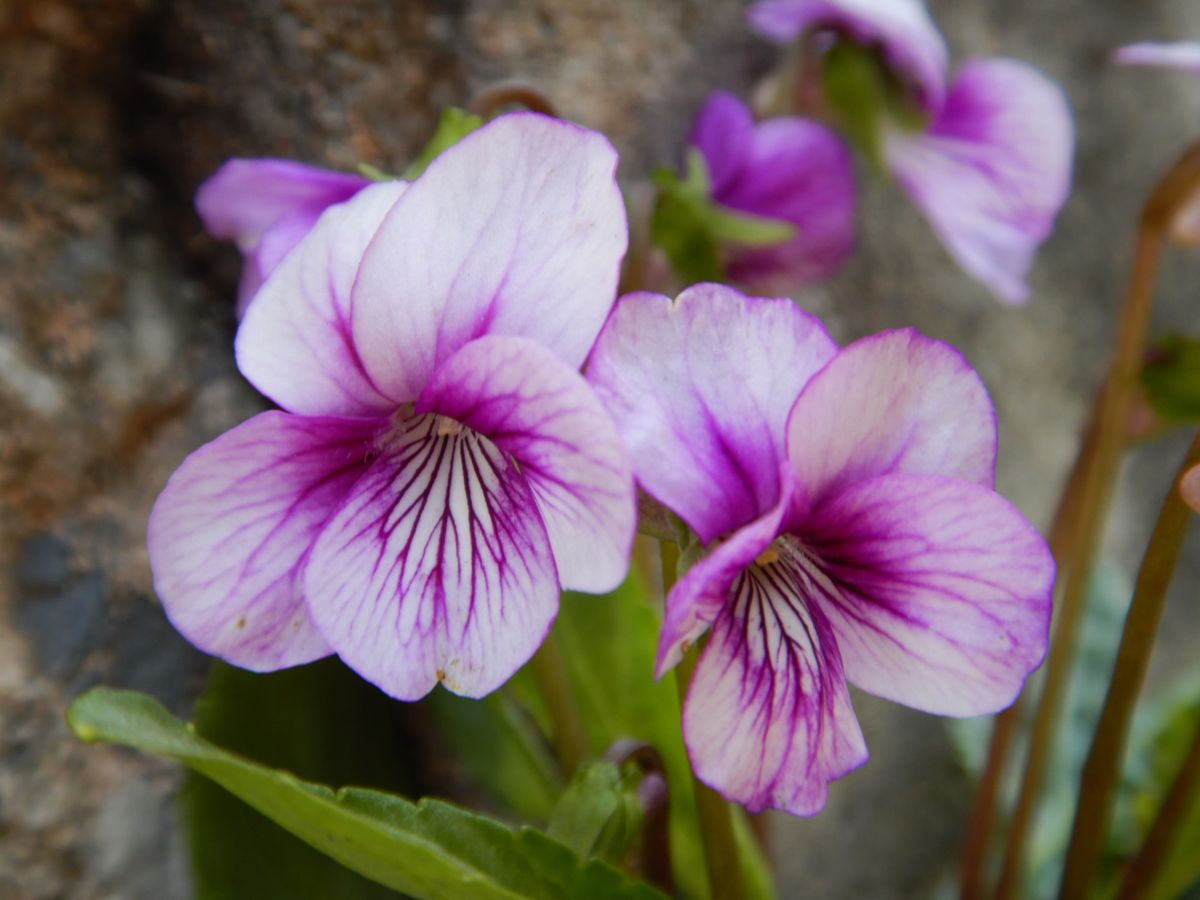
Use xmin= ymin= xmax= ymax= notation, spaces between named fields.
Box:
xmin=587 ymin=283 xmax=1055 ymax=814
xmin=196 ymin=159 xmax=372 ymax=317
xmin=151 ymin=114 xmax=636 ymax=701
xmin=687 ymin=91 xmax=857 ymax=292
xmin=748 ymin=0 xmax=1074 ymax=304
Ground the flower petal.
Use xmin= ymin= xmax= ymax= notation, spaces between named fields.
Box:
xmin=656 ymin=477 xmax=793 ymax=675
xmin=417 ymin=335 xmax=635 ymax=594
xmin=687 ymin=91 xmax=757 ymax=197
xmin=785 ymin=328 xmax=996 ymax=515
xmin=885 ymin=58 xmax=1074 ymax=304
xmin=305 ymin=414 xmax=558 ymax=700
xmin=350 ymin=113 xmax=627 ymax=403
xmin=684 ymin=560 xmax=868 ymax=815
xmin=236 ymin=181 xmax=408 ymax=417
xmin=196 ymin=159 xmax=370 ymax=315
xmin=804 ymin=473 xmax=1054 ymax=715
xmin=747 ymin=0 xmax=949 ymax=112
xmin=147 ymin=411 xmax=382 ymax=670
xmin=588 ymin=284 xmax=837 ymax=544
xmin=1114 ymin=42 xmax=1200 ymax=75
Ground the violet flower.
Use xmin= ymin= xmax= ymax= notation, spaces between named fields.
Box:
xmin=588 ymin=283 xmax=1054 ymax=814
xmin=687 ymin=91 xmax=856 ymax=291
xmin=196 ymin=159 xmax=371 ymax=316
xmin=151 ymin=114 xmax=635 ymax=700
xmin=748 ymin=0 xmax=1073 ymax=304
xmin=1114 ymin=42 xmax=1200 ymax=76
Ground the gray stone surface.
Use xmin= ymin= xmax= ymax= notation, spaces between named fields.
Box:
xmin=2 ymin=0 xmax=1198 ymax=897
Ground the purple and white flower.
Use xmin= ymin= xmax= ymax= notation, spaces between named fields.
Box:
xmin=588 ymin=283 xmax=1054 ymax=815
xmin=1114 ymin=42 xmax=1200 ymax=76
xmin=151 ymin=114 xmax=635 ymax=700
xmin=688 ymin=91 xmax=857 ymax=291
xmin=748 ymin=0 xmax=1073 ymax=304
xmin=196 ymin=159 xmax=371 ymax=316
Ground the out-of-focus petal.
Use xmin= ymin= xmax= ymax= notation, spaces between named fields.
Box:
xmin=350 ymin=113 xmax=627 ymax=404
xmin=304 ymin=414 xmax=558 ymax=700
xmin=804 ymin=473 xmax=1054 ymax=715
xmin=588 ymin=285 xmax=836 ymax=545
xmin=714 ymin=115 xmax=857 ymax=290
xmin=785 ymin=329 xmax=996 ymax=515
xmin=657 ymin=475 xmax=793 ymax=675
xmin=687 ymin=91 xmax=757 ymax=197
xmin=1114 ymin=42 xmax=1200 ymax=75
xmin=683 ymin=560 xmax=868 ymax=815
xmin=885 ymin=58 xmax=1073 ymax=304
xmin=236 ymin=181 xmax=407 ymax=418
xmin=747 ymin=0 xmax=949 ymax=112
xmin=147 ymin=411 xmax=382 ymax=671
xmin=418 ymin=335 xmax=635 ymax=594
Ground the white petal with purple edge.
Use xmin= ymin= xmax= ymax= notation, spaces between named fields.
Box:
xmin=147 ymin=411 xmax=382 ymax=671
xmin=1114 ymin=42 xmax=1200 ymax=76
xmin=350 ymin=113 xmax=628 ymax=403
xmin=885 ymin=58 xmax=1073 ymax=304
xmin=236 ymin=181 xmax=408 ymax=417
xmin=417 ymin=335 xmax=635 ymax=594
xmin=305 ymin=414 xmax=559 ymax=700
xmin=684 ymin=560 xmax=868 ymax=815
xmin=803 ymin=473 xmax=1054 ymax=715
xmin=588 ymin=285 xmax=836 ymax=544
xmin=785 ymin=328 xmax=996 ymax=515
xmin=747 ymin=0 xmax=949 ymax=112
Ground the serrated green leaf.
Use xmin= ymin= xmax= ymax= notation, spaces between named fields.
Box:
xmin=185 ymin=661 xmax=414 ymax=899
xmin=68 ymin=687 xmax=667 ymax=900
xmin=402 ymin=107 xmax=485 ymax=180
xmin=1142 ymin=334 xmax=1200 ymax=422
xmin=555 ymin=576 xmax=777 ymax=899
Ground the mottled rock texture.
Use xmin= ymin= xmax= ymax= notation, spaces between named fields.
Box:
xmin=3 ymin=1 xmax=1199 ymax=897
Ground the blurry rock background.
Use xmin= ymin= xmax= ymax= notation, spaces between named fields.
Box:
xmin=2 ymin=1 xmax=1198 ymax=897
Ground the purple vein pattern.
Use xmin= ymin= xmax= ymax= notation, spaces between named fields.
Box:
xmin=747 ymin=0 xmax=1074 ymax=303
xmin=588 ymin=283 xmax=1054 ymax=815
xmin=151 ymin=113 xmax=635 ymax=700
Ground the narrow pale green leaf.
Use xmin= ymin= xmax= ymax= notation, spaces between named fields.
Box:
xmin=548 ymin=762 xmax=623 ymax=857
xmin=650 ymin=173 xmax=725 ymax=285
xmin=703 ymin=205 xmax=796 ymax=247
xmin=1142 ymin=334 xmax=1200 ymax=422
xmin=356 ymin=162 xmax=395 ymax=181
xmin=69 ymin=687 xmax=666 ymax=900
xmin=402 ymin=107 xmax=485 ymax=180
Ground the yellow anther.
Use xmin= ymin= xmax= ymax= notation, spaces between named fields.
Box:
xmin=755 ymin=547 xmax=780 ymax=566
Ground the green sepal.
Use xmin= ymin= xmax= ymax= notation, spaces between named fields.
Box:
xmin=1142 ymin=334 xmax=1200 ymax=422
xmin=402 ymin=107 xmax=486 ymax=180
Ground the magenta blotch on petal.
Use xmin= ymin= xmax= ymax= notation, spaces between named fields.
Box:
xmin=304 ymin=414 xmax=559 ymax=700
xmin=885 ymin=58 xmax=1074 ymax=304
xmin=1114 ymin=42 xmax=1200 ymax=75
xmin=350 ymin=113 xmax=628 ymax=404
xmin=148 ymin=411 xmax=382 ymax=671
xmin=747 ymin=0 xmax=949 ymax=112
xmin=417 ymin=335 xmax=636 ymax=595
xmin=587 ymin=284 xmax=837 ymax=544
xmin=195 ymin=158 xmax=370 ymax=315
xmin=689 ymin=93 xmax=857 ymax=291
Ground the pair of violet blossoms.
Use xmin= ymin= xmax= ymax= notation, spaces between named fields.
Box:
xmin=155 ymin=2 xmax=1064 ymax=817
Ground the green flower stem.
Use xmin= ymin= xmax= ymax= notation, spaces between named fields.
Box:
xmin=1057 ymin=430 xmax=1200 ymax=898
xmin=993 ymin=140 xmax=1200 ymax=900
xmin=1117 ymin=717 xmax=1200 ymax=900
xmin=530 ymin=636 xmax=588 ymax=776
xmin=675 ymin=648 xmax=745 ymax=900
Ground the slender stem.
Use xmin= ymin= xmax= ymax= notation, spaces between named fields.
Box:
xmin=1117 ymin=718 xmax=1200 ymax=900
xmin=1057 ymin=431 xmax=1200 ymax=897
xmin=992 ymin=140 xmax=1200 ymax=900
xmin=676 ymin=645 xmax=746 ymax=900
xmin=467 ymin=81 xmax=559 ymax=118
xmin=530 ymin=637 xmax=588 ymax=774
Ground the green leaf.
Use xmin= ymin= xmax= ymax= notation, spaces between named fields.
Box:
xmin=356 ymin=163 xmax=395 ymax=181
xmin=69 ymin=687 xmax=667 ymax=900
xmin=555 ymin=575 xmax=777 ymax=899
xmin=704 ymin=205 xmax=796 ymax=248
xmin=1142 ymin=334 xmax=1200 ymax=422
xmin=426 ymin=686 xmax=562 ymax=822
xmin=402 ymin=107 xmax=485 ymax=180
xmin=548 ymin=762 xmax=624 ymax=857
xmin=650 ymin=169 xmax=725 ymax=284
xmin=185 ymin=661 xmax=415 ymax=899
